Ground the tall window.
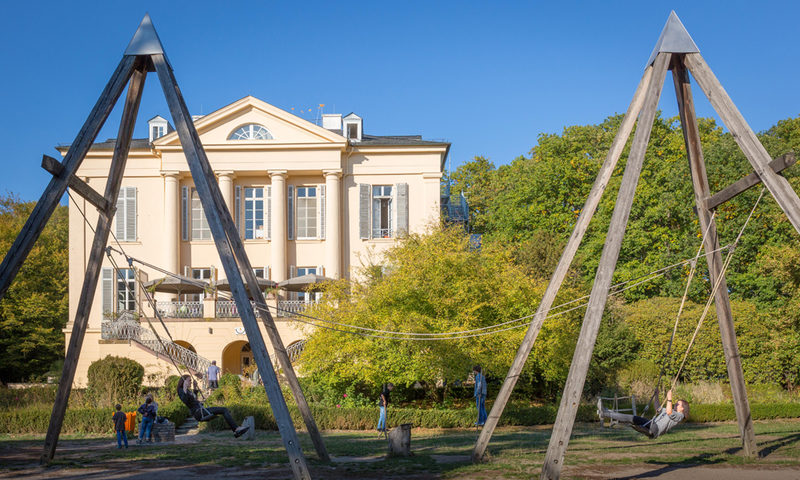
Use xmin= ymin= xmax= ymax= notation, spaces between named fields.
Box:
xmin=244 ymin=187 xmax=265 ymax=239
xmin=191 ymin=188 xmax=211 ymax=241
xmin=296 ymin=187 xmax=318 ymax=239
xmin=372 ymin=185 xmax=392 ymax=238
xmin=116 ymin=269 xmax=136 ymax=313
xmin=229 ymin=123 xmax=273 ymax=140
xmin=151 ymin=125 xmax=165 ymax=140
xmin=115 ymin=186 xmax=137 ymax=242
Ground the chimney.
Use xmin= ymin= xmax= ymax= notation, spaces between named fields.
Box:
xmin=322 ymin=114 xmax=342 ymax=131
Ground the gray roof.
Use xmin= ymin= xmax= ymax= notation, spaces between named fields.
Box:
xmin=56 ymin=138 xmax=152 ymax=152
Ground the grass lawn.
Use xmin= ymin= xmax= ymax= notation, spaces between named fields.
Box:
xmin=1 ymin=420 xmax=799 ymax=479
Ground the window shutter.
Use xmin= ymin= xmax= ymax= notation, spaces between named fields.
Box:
xmin=318 ymin=184 xmax=326 ymax=240
xmin=287 ymin=185 xmax=295 ymax=241
xmin=235 ymin=185 xmax=242 ymax=239
xmin=359 ymin=183 xmax=371 ymax=239
xmin=267 ymin=265 xmax=271 ymax=280
xmin=181 ymin=186 xmax=189 ymax=241
xmin=316 ymin=265 xmax=324 ymax=301
xmin=289 ymin=265 xmax=296 ymax=301
xmin=115 ymin=190 xmax=125 ymax=239
xmin=396 ymin=183 xmax=409 ymax=236
xmin=102 ymin=267 xmax=113 ymax=315
xmin=266 ymin=185 xmax=272 ymax=240
xmin=126 ymin=187 xmax=137 ymax=241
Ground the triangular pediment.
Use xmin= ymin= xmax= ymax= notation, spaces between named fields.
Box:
xmin=154 ymin=96 xmax=346 ymax=147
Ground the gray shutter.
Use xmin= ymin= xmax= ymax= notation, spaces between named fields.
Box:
xmin=235 ymin=185 xmax=242 ymax=239
xmin=126 ymin=187 xmax=137 ymax=241
xmin=318 ymin=184 xmax=326 ymax=240
xmin=289 ymin=265 xmax=296 ymax=301
xmin=287 ymin=185 xmax=295 ymax=241
xmin=115 ymin=190 xmax=125 ymax=239
xmin=359 ymin=183 xmax=371 ymax=239
xmin=266 ymin=185 xmax=272 ymax=240
xmin=396 ymin=183 xmax=409 ymax=235
xmin=181 ymin=186 xmax=189 ymax=241
xmin=102 ymin=267 xmax=113 ymax=315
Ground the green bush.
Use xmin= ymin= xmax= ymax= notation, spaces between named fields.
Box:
xmin=689 ymin=402 xmax=800 ymax=422
xmin=86 ymin=356 xmax=144 ymax=407
xmin=162 ymin=375 xmax=181 ymax=402
xmin=157 ymin=399 xmax=189 ymax=425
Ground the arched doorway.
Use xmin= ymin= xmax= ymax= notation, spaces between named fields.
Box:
xmin=174 ymin=340 xmax=196 ymax=353
xmin=221 ymin=340 xmax=253 ymax=376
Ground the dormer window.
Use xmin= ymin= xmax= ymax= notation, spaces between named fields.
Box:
xmin=342 ymin=113 xmax=362 ymax=142
xmin=148 ymin=115 xmax=170 ymax=142
xmin=229 ymin=123 xmax=273 ymax=140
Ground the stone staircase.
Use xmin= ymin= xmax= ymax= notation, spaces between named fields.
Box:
xmin=175 ymin=416 xmax=199 ymax=435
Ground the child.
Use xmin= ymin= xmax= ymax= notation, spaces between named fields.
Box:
xmin=112 ymin=404 xmax=128 ymax=449
xmin=599 ymin=389 xmax=689 ymax=439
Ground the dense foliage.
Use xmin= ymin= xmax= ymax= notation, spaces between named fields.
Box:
xmin=0 ymin=196 xmax=68 ymax=383
xmin=86 ymin=356 xmax=144 ymax=407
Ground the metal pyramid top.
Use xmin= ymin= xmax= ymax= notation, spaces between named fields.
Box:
xmin=124 ymin=14 xmax=166 ymax=56
xmin=646 ymin=11 xmax=699 ymax=66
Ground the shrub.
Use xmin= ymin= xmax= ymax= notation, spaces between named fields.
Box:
xmin=206 ymin=373 xmax=242 ymax=404
xmin=157 ymin=399 xmax=189 ymax=425
xmin=86 ymin=356 xmax=144 ymax=407
xmin=616 ymin=359 xmax=660 ymax=399
xmin=162 ymin=375 xmax=181 ymax=402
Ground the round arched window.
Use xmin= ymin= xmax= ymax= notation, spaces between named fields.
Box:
xmin=229 ymin=124 xmax=273 ymax=140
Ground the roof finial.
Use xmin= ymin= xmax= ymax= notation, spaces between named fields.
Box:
xmin=124 ymin=13 xmax=166 ymax=56
xmin=646 ymin=11 xmax=699 ymax=66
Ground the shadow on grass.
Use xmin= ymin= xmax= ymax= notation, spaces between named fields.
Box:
xmin=758 ymin=433 xmax=800 ymax=458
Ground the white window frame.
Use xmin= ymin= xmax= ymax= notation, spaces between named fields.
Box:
xmin=228 ymin=123 xmax=273 ymax=140
xmin=190 ymin=187 xmax=212 ymax=241
xmin=116 ymin=268 xmax=136 ymax=313
xmin=295 ymin=186 xmax=318 ymax=240
xmin=372 ymin=185 xmax=393 ymax=239
xmin=295 ymin=266 xmax=317 ymax=303
xmin=184 ymin=267 xmax=212 ymax=302
xmin=243 ymin=186 xmax=266 ymax=240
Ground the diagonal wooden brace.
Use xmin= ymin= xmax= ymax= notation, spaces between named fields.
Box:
xmin=706 ymin=153 xmax=796 ymax=210
xmin=41 ymin=155 xmax=113 ymax=217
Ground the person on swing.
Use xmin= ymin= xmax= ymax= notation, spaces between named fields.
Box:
xmin=599 ymin=389 xmax=689 ymax=439
xmin=177 ymin=374 xmax=249 ymax=438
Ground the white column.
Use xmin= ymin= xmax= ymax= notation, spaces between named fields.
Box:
xmin=162 ymin=171 xmax=180 ymax=275
xmin=217 ymin=171 xmax=234 ymax=215
xmin=270 ymin=170 xmax=288 ymax=282
xmin=324 ymin=170 xmax=342 ymax=278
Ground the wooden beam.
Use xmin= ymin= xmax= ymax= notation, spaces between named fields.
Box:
xmin=41 ymin=59 xmax=147 ymax=464
xmin=0 ymin=55 xmax=136 ymax=302
xmin=471 ymin=63 xmax=655 ymax=463
xmin=41 ymin=155 xmax=112 ymax=215
xmin=706 ymin=153 xmax=796 ymax=210
xmin=672 ymin=55 xmax=757 ymax=456
xmin=685 ymin=53 xmax=800 ymax=234
xmin=541 ymin=52 xmax=673 ymax=480
xmin=150 ymin=56 xmax=329 ymax=464
xmin=153 ymin=54 xmax=312 ymax=480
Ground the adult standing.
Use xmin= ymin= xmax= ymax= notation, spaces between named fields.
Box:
xmin=377 ymin=382 xmax=394 ymax=432
xmin=207 ymin=360 xmax=221 ymax=390
xmin=136 ymin=396 xmax=156 ymax=444
xmin=473 ymin=365 xmax=487 ymax=426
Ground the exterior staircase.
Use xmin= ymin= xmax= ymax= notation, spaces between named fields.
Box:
xmin=101 ymin=312 xmax=307 ymax=376
xmin=175 ymin=416 xmax=199 ymax=435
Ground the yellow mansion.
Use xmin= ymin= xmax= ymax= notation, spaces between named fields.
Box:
xmin=65 ymin=96 xmax=450 ymax=385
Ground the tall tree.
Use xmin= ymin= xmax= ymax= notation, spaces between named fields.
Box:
xmin=0 ymin=195 xmax=68 ymax=383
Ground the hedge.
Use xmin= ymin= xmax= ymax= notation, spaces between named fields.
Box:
xmin=0 ymin=400 xmax=188 ymax=434
xmin=3 ymin=402 xmax=800 ymax=434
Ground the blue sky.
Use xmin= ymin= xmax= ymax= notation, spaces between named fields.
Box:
xmin=1 ymin=0 xmax=798 ymax=201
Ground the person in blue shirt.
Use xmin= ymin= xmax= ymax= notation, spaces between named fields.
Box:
xmin=136 ymin=396 xmax=156 ymax=444
xmin=473 ymin=365 xmax=487 ymax=426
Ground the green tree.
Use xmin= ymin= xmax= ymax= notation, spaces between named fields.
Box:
xmin=299 ymin=225 xmax=586 ymax=400
xmin=0 ymin=195 xmax=68 ymax=383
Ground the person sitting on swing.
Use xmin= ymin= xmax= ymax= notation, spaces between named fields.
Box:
xmin=177 ymin=374 xmax=249 ymax=438
xmin=600 ymin=389 xmax=689 ymax=439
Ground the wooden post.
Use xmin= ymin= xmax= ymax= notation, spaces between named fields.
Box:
xmin=684 ymin=53 xmax=800 ymax=234
xmin=151 ymin=54 xmax=328 ymax=464
xmin=672 ymin=56 xmax=757 ymax=456
xmin=41 ymin=60 xmax=146 ymax=463
xmin=0 ymin=55 xmax=136 ymax=301
xmin=541 ymin=52 xmax=672 ymax=480
xmin=152 ymin=54 xmax=311 ymax=480
xmin=471 ymin=64 xmax=654 ymax=463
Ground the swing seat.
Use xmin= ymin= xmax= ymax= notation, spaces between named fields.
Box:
xmin=631 ymin=424 xmax=655 ymax=438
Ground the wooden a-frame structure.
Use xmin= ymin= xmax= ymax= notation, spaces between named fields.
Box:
xmin=471 ymin=12 xmax=800 ymax=479
xmin=0 ymin=15 xmax=327 ymax=480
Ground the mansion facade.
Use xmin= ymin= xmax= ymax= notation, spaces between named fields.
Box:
xmin=66 ymin=96 xmax=449 ymax=385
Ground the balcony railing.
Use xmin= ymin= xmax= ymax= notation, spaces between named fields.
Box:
xmin=277 ymin=299 xmax=318 ymax=317
xmin=372 ymin=227 xmax=393 ymax=238
xmin=156 ymin=301 xmax=203 ymax=318
xmin=216 ymin=300 xmax=265 ymax=318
